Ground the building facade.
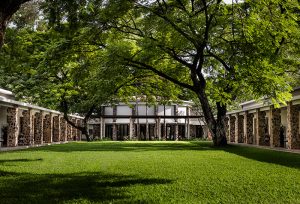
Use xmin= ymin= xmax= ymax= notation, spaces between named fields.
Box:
xmin=88 ymin=101 xmax=209 ymax=140
xmin=226 ymin=87 xmax=300 ymax=150
xmin=0 ymin=89 xmax=83 ymax=148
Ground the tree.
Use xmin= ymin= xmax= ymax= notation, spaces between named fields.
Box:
xmin=0 ymin=0 xmax=32 ymax=48
xmin=102 ymin=0 xmax=300 ymax=146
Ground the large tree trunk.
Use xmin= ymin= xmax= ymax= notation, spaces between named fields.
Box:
xmin=196 ymin=90 xmax=227 ymax=146
xmin=0 ymin=0 xmax=31 ymax=48
xmin=79 ymin=121 xmax=91 ymax=142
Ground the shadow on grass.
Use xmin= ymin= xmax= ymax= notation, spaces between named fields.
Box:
xmin=222 ymin=144 xmax=300 ymax=170
xmin=26 ymin=141 xmax=216 ymax=153
xmin=17 ymin=141 xmax=300 ymax=170
xmin=0 ymin=170 xmax=172 ymax=204
xmin=0 ymin=158 xmax=43 ymax=165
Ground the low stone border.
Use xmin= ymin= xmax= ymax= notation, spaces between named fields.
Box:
xmin=0 ymin=141 xmax=69 ymax=152
xmin=229 ymin=142 xmax=300 ymax=154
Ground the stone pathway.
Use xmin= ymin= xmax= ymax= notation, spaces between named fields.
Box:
xmin=230 ymin=142 xmax=300 ymax=154
xmin=0 ymin=142 xmax=68 ymax=152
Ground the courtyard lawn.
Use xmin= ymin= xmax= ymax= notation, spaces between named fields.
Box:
xmin=0 ymin=142 xmax=300 ymax=204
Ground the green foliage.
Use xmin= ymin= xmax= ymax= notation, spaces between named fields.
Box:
xmin=104 ymin=0 xmax=299 ymax=108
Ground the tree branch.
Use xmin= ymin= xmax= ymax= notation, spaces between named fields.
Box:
xmin=124 ymin=57 xmax=195 ymax=91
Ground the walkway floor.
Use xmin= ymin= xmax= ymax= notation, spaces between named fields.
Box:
xmin=230 ymin=142 xmax=300 ymax=154
xmin=0 ymin=142 xmax=68 ymax=152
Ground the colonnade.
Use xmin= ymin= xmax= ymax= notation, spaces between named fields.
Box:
xmin=226 ymin=102 xmax=300 ymax=149
xmin=3 ymin=105 xmax=83 ymax=147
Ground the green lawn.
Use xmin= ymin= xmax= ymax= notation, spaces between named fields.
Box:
xmin=0 ymin=141 xmax=300 ymax=204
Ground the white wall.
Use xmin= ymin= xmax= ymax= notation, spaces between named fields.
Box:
xmin=135 ymin=119 xmax=156 ymax=124
xmin=105 ymin=107 xmax=113 ymax=115
xmin=178 ymin=107 xmax=186 ymax=116
xmin=117 ymin=106 xmax=132 ymax=116
xmin=116 ymin=119 xmax=131 ymax=124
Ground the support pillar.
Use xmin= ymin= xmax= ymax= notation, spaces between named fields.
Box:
xmin=257 ymin=109 xmax=268 ymax=146
xmin=157 ymin=117 xmax=161 ymax=140
xmin=174 ymin=105 xmax=178 ymax=141
xmin=22 ymin=109 xmax=33 ymax=146
xmin=244 ymin=111 xmax=248 ymax=144
xmin=163 ymin=121 xmax=167 ymax=140
xmin=246 ymin=113 xmax=254 ymax=144
xmin=112 ymin=106 xmax=117 ymax=141
xmin=53 ymin=116 xmax=60 ymax=142
xmin=174 ymin=124 xmax=178 ymax=141
xmin=225 ymin=117 xmax=229 ymax=141
xmin=229 ymin=115 xmax=236 ymax=143
xmin=7 ymin=106 xmax=19 ymax=147
xmin=112 ymin=123 xmax=117 ymax=141
xmin=186 ymin=107 xmax=190 ymax=139
xmin=234 ymin=114 xmax=239 ymax=143
xmin=34 ymin=111 xmax=43 ymax=145
xmin=287 ymin=102 xmax=300 ymax=149
xmin=237 ymin=115 xmax=244 ymax=143
xmin=269 ymin=106 xmax=281 ymax=147
xmin=129 ymin=117 xmax=133 ymax=140
xmin=60 ymin=117 xmax=67 ymax=142
xmin=43 ymin=113 xmax=52 ymax=143
xmin=146 ymin=122 xmax=149 ymax=140
xmin=100 ymin=117 xmax=103 ymax=140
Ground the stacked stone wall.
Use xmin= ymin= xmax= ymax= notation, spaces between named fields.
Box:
xmin=43 ymin=114 xmax=52 ymax=143
xmin=287 ymin=103 xmax=300 ymax=149
xmin=246 ymin=113 xmax=254 ymax=144
xmin=112 ymin=123 xmax=117 ymax=141
xmin=66 ymin=119 xmax=72 ymax=141
xmin=53 ymin=116 xmax=60 ymax=142
xmin=18 ymin=116 xmax=25 ymax=146
xmin=258 ymin=111 xmax=269 ymax=146
xmin=230 ymin=116 xmax=236 ymax=142
xmin=34 ymin=111 xmax=43 ymax=145
xmin=238 ymin=115 xmax=244 ymax=143
xmin=21 ymin=110 xmax=33 ymax=145
xmin=270 ymin=107 xmax=281 ymax=147
xmin=60 ymin=117 xmax=67 ymax=141
xmin=7 ymin=107 xmax=19 ymax=147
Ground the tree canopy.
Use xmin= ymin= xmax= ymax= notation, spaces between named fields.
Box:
xmin=1 ymin=0 xmax=299 ymax=145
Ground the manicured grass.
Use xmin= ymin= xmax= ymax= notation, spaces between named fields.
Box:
xmin=0 ymin=141 xmax=300 ymax=204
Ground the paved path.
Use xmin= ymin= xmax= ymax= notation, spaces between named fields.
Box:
xmin=229 ymin=142 xmax=300 ymax=154
xmin=0 ymin=142 xmax=68 ymax=152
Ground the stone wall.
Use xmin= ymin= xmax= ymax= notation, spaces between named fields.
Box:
xmin=21 ymin=109 xmax=33 ymax=145
xmin=7 ymin=107 xmax=19 ymax=147
xmin=246 ymin=113 xmax=254 ymax=144
xmin=258 ymin=111 xmax=269 ymax=146
xmin=66 ymin=119 xmax=72 ymax=141
xmin=287 ymin=103 xmax=300 ymax=149
xmin=230 ymin=115 xmax=236 ymax=142
xmin=60 ymin=117 xmax=67 ymax=142
xmin=34 ymin=111 xmax=43 ymax=145
xmin=43 ymin=114 xmax=52 ymax=143
xmin=112 ymin=123 xmax=117 ymax=141
xmin=238 ymin=115 xmax=244 ymax=143
xmin=53 ymin=116 xmax=60 ymax=142
xmin=270 ymin=106 xmax=281 ymax=147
